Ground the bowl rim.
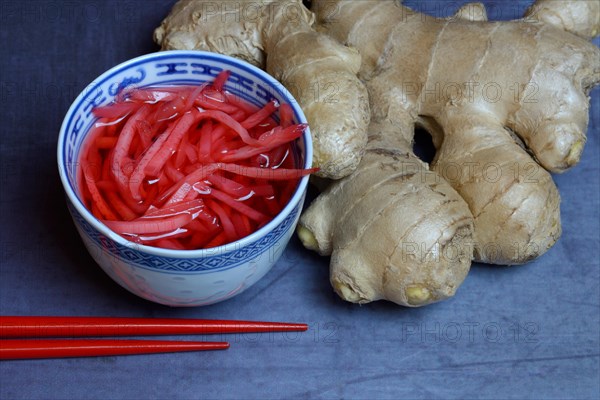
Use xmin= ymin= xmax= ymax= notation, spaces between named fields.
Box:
xmin=57 ymin=50 xmax=313 ymax=260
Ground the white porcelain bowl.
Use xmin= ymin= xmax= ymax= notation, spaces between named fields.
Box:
xmin=57 ymin=51 xmax=312 ymax=306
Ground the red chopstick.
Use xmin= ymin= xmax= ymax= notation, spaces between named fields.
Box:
xmin=0 ymin=339 xmax=229 ymax=360
xmin=0 ymin=316 xmax=308 ymax=360
xmin=0 ymin=316 xmax=308 ymax=338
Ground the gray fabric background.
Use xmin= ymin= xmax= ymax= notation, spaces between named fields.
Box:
xmin=1 ymin=1 xmax=598 ymax=398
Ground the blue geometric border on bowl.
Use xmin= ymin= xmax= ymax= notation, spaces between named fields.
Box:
xmin=69 ymin=202 xmax=300 ymax=274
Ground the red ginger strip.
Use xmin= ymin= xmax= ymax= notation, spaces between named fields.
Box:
xmin=195 ymin=184 xmax=267 ymax=223
xmin=92 ymin=102 xmax=141 ymax=119
xmin=82 ymin=161 xmax=118 ymax=221
xmin=240 ymin=100 xmax=278 ymax=129
xmin=129 ymin=130 xmax=170 ymax=201
xmin=102 ymin=213 xmax=193 ymax=235
xmin=195 ymin=110 xmax=260 ymax=147
xmin=206 ymin=199 xmax=236 ymax=243
xmin=143 ymin=199 xmax=205 ymax=219
xmin=156 ymin=163 xmax=220 ymax=205
xmin=145 ymin=110 xmax=198 ymax=177
xmin=279 ymin=103 xmax=294 ymax=128
xmin=219 ymin=163 xmax=317 ymax=180
xmin=219 ymin=124 xmax=305 ymax=162
xmin=212 ymin=70 xmax=231 ymax=92
xmin=111 ymin=105 xmax=152 ymax=193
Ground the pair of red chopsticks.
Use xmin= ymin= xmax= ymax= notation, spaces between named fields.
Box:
xmin=0 ymin=316 xmax=307 ymax=360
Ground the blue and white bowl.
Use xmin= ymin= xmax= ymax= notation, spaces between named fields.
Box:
xmin=57 ymin=51 xmax=312 ymax=306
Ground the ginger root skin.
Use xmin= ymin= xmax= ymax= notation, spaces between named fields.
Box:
xmin=524 ymin=0 xmax=600 ymax=40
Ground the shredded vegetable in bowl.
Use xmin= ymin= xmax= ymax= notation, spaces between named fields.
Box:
xmin=78 ymin=70 xmax=317 ymax=250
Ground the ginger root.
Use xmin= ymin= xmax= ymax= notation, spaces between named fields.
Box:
xmin=156 ymin=0 xmax=600 ymax=306
xmin=299 ymin=118 xmax=474 ymax=306
xmin=312 ymin=0 xmax=598 ymax=269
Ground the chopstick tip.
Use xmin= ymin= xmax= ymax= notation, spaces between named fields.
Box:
xmin=272 ymin=322 xmax=308 ymax=332
xmin=296 ymin=323 xmax=308 ymax=331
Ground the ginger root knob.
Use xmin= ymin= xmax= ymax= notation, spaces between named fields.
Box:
xmin=296 ymin=225 xmax=318 ymax=252
xmin=406 ymin=285 xmax=432 ymax=306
